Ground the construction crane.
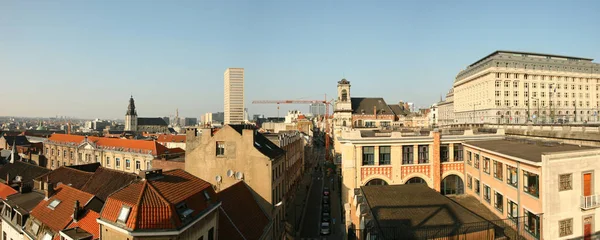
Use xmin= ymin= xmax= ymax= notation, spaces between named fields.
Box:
xmin=252 ymin=95 xmax=334 ymax=161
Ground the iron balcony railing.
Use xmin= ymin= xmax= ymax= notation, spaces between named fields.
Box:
xmin=581 ymin=195 xmax=600 ymax=210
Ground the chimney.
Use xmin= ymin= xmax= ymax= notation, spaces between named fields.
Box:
xmin=73 ymin=200 xmax=80 ymax=222
xmin=45 ymin=182 xmax=55 ymax=200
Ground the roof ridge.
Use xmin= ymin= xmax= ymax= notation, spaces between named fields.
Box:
xmin=132 ymin=181 xmax=149 ymax=230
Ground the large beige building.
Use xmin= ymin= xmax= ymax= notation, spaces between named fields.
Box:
xmin=438 ymin=88 xmax=455 ymax=126
xmin=463 ymin=138 xmax=600 ymax=239
xmin=454 ymin=51 xmax=600 ymax=124
xmin=185 ymin=124 xmax=287 ymax=239
xmin=224 ymin=68 xmax=245 ymax=124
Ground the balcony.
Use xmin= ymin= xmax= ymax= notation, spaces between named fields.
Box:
xmin=581 ymin=195 xmax=600 ymax=210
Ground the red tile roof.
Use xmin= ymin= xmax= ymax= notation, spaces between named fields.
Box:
xmin=155 ymin=134 xmax=186 ymax=143
xmin=30 ymin=184 xmax=95 ymax=232
xmin=0 ymin=183 xmax=18 ymax=200
xmin=65 ymin=210 xmax=100 ymax=239
xmin=218 ymin=181 xmax=270 ymax=240
xmin=48 ymin=134 xmax=169 ymax=155
xmin=100 ymin=169 xmax=216 ymax=230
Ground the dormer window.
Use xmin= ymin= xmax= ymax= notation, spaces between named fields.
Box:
xmin=48 ymin=199 xmax=61 ymax=210
xmin=117 ymin=206 xmax=131 ymax=223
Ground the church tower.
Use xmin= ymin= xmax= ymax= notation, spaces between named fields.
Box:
xmin=334 ymin=78 xmax=353 ymax=128
xmin=125 ymin=96 xmax=138 ymax=131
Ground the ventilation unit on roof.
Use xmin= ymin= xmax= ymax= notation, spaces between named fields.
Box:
xmin=226 ymin=169 xmax=234 ymax=178
xmin=235 ymin=172 xmax=244 ymax=180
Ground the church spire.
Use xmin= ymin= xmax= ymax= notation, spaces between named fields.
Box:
xmin=126 ymin=96 xmax=137 ymax=116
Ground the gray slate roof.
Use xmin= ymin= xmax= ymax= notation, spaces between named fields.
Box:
xmin=138 ymin=117 xmax=168 ymax=126
xmin=351 ymin=98 xmax=395 ymax=115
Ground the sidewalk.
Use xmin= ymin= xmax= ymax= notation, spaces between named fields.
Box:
xmin=285 ymin=168 xmax=314 ymax=238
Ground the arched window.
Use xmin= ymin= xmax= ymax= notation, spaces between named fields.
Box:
xmin=342 ymin=121 xmax=346 ymax=127
xmin=341 ymin=89 xmax=348 ymax=101
xmin=366 ymin=179 xmax=388 ymax=186
xmin=405 ymin=177 xmax=426 ymax=184
xmin=441 ymin=175 xmax=464 ymax=195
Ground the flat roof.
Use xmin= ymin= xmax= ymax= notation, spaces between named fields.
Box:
xmin=469 ymin=50 xmax=594 ymax=67
xmin=464 ymin=139 xmax=598 ymax=162
xmin=362 ymin=184 xmax=489 ymax=229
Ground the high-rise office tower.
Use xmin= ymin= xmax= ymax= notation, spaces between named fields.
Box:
xmin=224 ymin=68 xmax=245 ymax=124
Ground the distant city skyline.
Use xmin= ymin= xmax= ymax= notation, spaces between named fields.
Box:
xmin=1 ymin=0 xmax=599 ymax=118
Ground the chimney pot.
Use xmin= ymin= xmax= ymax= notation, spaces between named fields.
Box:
xmin=45 ymin=182 xmax=55 ymax=200
xmin=73 ymin=200 xmax=80 ymax=222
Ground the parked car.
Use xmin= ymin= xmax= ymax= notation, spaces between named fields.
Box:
xmin=323 ymin=187 xmax=330 ymax=196
xmin=322 ymin=212 xmax=331 ymax=222
xmin=322 ymin=197 xmax=330 ymax=204
xmin=322 ymin=204 xmax=330 ymax=213
xmin=320 ymin=222 xmax=330 ymax=235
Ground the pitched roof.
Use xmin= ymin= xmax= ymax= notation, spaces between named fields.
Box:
xmin=138 ymin=118 xmax=168 ymax=126
xmin=64 ymin=210 xmax=100 ymax=239
xmin=30 ymin=185 xmax=95 ymax=232
xmin=48 ymin=134 xmax=169 ymax=156
xmin=80 ymin=167 xmax=138 ymax=202
xmin=388 ymin=104 xmax=409 ymax=116
xmin=2 ymin=135 xmax=31 ymax=146
xmin=0 ymin=183 xmax=18 ymax=200
xmin=35 ymin=167 xmax=94 ymax=190
xmin=0 ymin=161 xmax=51 ymax=189
xmin=67 ymin=163 xmax=101 ymax=173
xmin=227 ymin=125 xmax=284 ymax=159
xmin=351 ymin=97 xmax=394 ymax=115
xmin=155 ymin=134 xmax=186 ymax=143
xmin=218 ymin=181 xmax=269 ymax=240
xmin=100 ymin=169 xmax=217 ymax=230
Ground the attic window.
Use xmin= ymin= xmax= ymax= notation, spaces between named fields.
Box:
xmin=48 ymin=199 xmax=61 ymax=210
xmin=117 ymin=206 xmax=131 ymax=223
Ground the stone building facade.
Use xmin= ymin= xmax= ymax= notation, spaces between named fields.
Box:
xmin=185 ymin=124 xmax=285 ymax=239
xmin=438 ymin=88 xmax=455 ymax=126
xmin=454 ymin=51 xmax=600 ymax=124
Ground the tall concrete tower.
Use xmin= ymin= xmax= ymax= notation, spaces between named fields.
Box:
xmin=125 ymin=96 xmax=138 ymax=131
xmin=224 ymin=68 xmax=245 ymax=124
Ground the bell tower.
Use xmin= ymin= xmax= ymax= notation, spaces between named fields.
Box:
xmin=125 ymin=96 xmax=138 ymax=131
xmin=334 ymin=78 xmax=353 ymax=128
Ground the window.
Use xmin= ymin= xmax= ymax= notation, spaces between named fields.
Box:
xmin=467 ymin=175 xmax=472 ymax=189
xmin=379 ymin=146 xmax=391 ymax=165
xmin=495 ymin=100 xmax=501 ymax=106
xmin=559 ymin=218 xmax=573 ymax=237
xmin=532 ymin=83 xmax=537 ymax=88
xmin=48 ymin=199 xmax=61 ymax=210
xmin=504 ymin=91 xmax=509 ymax=97
xmin=125 ymin=159 xmax=131 ymax=169
xmin=493 ymin=161 xmax=503 ymax=180
xmin=532 ymin=92 xmax=537 ymax=97
xmin=513 ymin=91 xmax=518 ymax=97
xmin=440 ymin=145 xmax=449 ymax=162
xmin=70 ymin=151 xmax=73 ymax=159
xmin=541 ymin=92 xmax=545 ymax=97
xmin=402 ymin=146 xmax=413 ymax=164
xmin=495 ymin=90 xmax=500 ymax=97
xmin=63 ymin=150 xmax=66 ymax=157
xmin=474 ymin=154 xmax=480 ymax=169
xmin=507 ymin=165 xmax=518 ymax=188
xmin=42 ymin=233 xmax=52 ymax=240
xmin=208 ymin=227 xmax=214 ymax=240
xmin=474 ymin=179 xmax=480 ymax=195
xmin=51 ymin=149 xmax=54 ymax=156
xmin=504 ymin=81 xmax=509 ymax=87
xmin=495 ymin=81 xmax=501 ymax=87
xmin=541 ymin=83 xmax=545 ymax=89
xmin=483 ymin=157 xmax=490 ymax=174
xmin=466 ymin=151 xmax=472 ymax=165
xmin=523 ymin=170 xmax=539 ymax=197
xmin=513 ymin=81 xmax=518 ymax=87
xmin=508 ymin=199 xmax=518 ymax=221
xmin=135 ymin=160 xmax=141 ymax=170
xmin=116 ymin=158 xmax=121 ymax=168
xmin=418 ymin=145 xmax=428 ymax=164
xmin=494 ymin=191 xmax=503 ymax=212
xmin=365 ymin=121 xmax=375 ymax=127
xmin=106 ymin=157 xmax=110 ymax=166
xmin=453 ymin=144 xmax=463 ymax=161
xmin=524 ymin=209 xmax=540 ymax=238
xmin=362 ymin=147 xmax=374 ymax=165
xmin=483 ymin=185 xmax=491 ymax=203
xmin=514 ymin=100 xmax=518 ymax=106
xmin=216 ymin=141 xmax=225 ymax=156
xmin=559 ymin=174 xmax=572 ymax=191
xmin=504 ymin=100 xmax=510 ymax=106
xmin=117 ymin=206 xmax=131 ymax=223
xmin=524 ymin=82 xmax=528 ymax=88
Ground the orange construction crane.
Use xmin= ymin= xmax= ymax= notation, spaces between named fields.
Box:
xmin=252 ymin=95 xmax=334 ymax=161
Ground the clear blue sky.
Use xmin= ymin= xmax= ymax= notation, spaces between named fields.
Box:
xmin=1 ymin=0 xmax=599 ymax=119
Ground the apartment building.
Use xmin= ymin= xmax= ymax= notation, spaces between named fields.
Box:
xmin=264 ymin=131 xmax=306 ymax=200
xmin=185 ymin=124 xmax=285 ymax=239
xmin=463 ymin=138 xmax=600 ymax=239
xmin=454 ymin=51 xmax=600 ymax=124
xmin=338 ymin=128 xmax=505 ymax=230
xmin=44 ymin=134 xmax=183 ymax=173
xmin=224 ymin=68 xmax=245 ymax=124
xmin=97 ymin=169 xmax=220 ymax=240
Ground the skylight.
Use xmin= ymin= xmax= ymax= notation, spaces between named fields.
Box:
xmin=117 ymin=206 xmax=131 ymax=223
xmin=47 ymin=199 xmax=61 ymax=210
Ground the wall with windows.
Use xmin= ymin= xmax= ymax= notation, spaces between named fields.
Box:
xmin=463 ymin=145 xmax=543 ymax=239
xmin=542 ymin=150 xmax=600 ymax=239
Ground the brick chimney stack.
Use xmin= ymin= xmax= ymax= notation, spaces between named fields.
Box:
xmin=73 ymin=200 xmax=80 ymax=222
